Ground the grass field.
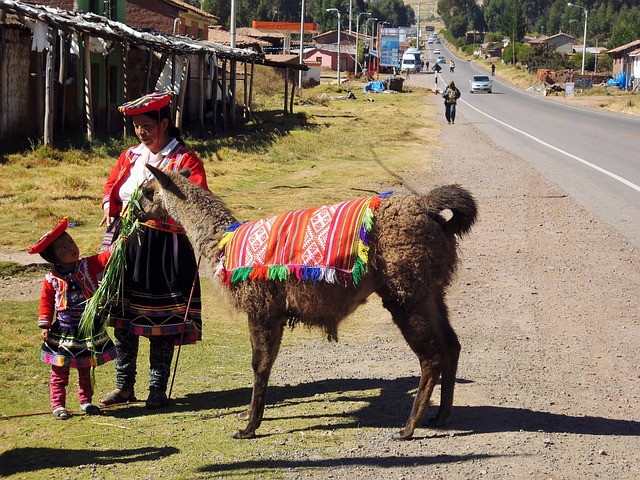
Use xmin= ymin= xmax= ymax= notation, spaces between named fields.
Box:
xmin=0 ymin=83 xmax=440 ymax=479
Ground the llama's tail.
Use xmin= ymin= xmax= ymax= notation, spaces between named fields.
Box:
xmin=423 ymin=184 xmax=478 ymax=236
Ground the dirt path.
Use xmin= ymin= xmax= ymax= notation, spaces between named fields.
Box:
xmin=278 ymin=98 xmax=640 ymax=479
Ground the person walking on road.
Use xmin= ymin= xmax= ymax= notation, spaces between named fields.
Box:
xmin=442 ymin=80 xmax=461 ymax=124
xmin=491 ymin=63 xmax=496 ymax=76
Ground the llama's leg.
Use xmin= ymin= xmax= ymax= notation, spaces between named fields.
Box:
xmin=382 ymin=293 xmax=452 ymax=440
xmin=430 ymin=293 xmax=460 ymax=427
xmin=234 ymin=314 xmax=286 ymax=439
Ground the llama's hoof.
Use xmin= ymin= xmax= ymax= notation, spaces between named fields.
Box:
xmin=233 ymin=429 xmax=256 ymax=440
xmin=391 ymin=430 xmax=414 ymax=441
xmin=237 ymin=409 xmax=251 ymax=421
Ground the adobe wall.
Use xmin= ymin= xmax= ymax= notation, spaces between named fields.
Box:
xmin=0 ymin=26 xmax=36 ymax=142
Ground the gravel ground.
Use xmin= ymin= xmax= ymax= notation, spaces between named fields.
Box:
xmin=1 ymin=93 xmax=638 ymax=480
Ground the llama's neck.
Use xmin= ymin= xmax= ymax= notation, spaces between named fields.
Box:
xmin=165 ymin=186 xmax=236 ymax=262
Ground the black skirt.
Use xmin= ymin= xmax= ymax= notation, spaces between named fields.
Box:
xmin=105 ymin=219 xmax=203 ymax=345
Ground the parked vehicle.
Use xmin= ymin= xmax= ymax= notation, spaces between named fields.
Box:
xmin=400 ymin=47 xmax=422 ymax=73
xmin=470 ymin=74 xmax=492 ymax=93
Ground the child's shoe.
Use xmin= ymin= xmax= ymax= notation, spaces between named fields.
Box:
xmin=52 ymin=407 xmax=70 ymax=420
xmin=81 ymin=403 xmax=101 ymax=415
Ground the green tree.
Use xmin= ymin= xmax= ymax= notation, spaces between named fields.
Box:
xmin=500 ymin=0 xmax=527 ymax=64
xmin=438 ymin=0 xmax=485 ymax=39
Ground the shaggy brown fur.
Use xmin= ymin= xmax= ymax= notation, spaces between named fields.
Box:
xmin=138 ymin=166 xmax=478 ymax=440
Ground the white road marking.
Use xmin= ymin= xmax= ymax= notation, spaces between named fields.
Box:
xmin=460 ymin=100 xmax=640 ymax=193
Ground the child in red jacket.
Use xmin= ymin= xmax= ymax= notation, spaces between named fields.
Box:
xmin=29 ymin=218 xmax=118 ymax=420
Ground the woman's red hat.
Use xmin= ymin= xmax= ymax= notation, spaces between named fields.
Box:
xmin=118 ymin=92 xmax=171 ymax=115
xmin=28 ymin=217 xmax=68 ymax=254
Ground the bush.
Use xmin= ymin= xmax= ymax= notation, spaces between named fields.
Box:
xmin=522 ymin=43 xmax=569 ymax=72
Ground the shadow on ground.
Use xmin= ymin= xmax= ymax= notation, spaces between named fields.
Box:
xmin=0 ymin=446 xmax=179 ymax=477
xmin=102 ymin=376 xmax=640 ymax=438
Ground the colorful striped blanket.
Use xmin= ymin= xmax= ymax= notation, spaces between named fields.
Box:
xmin=216 ymin=193 xmax=390 ymax=286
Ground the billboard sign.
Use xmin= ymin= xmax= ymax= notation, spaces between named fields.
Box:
xmin=380 ymin=34 xmax=400 ymax=67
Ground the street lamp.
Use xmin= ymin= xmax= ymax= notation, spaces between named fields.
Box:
xmin=327 ymin=8 xmax=341 ymax=85
xmin=567 ymin=2 xmax=588 ymax=75
xmin=355 ymin=12 xmax=371 ymax=76
xmin=348 ymin=0 xmax=353 ymax=34
xmin=416 ymin=2 xmax=424 ymax=48
xmin=364 ymin=17 xmax=377 ymax=76
xmin=376 ymin=21 xmax=388 ymax=79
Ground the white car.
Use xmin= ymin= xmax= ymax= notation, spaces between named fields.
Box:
xmin=433 ymin=48 xmax=440 ymax=55
xmin=470 ymin=75 xmax=492 ymax=93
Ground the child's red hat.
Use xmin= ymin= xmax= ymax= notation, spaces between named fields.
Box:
xmin=28 ymin=217 xmax=68 ymax=254
xmin=118 ymin=92 xmax=171 ymax=115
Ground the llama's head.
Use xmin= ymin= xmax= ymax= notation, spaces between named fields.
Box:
xmin=135 ymin=165 xmax=190 ymax=221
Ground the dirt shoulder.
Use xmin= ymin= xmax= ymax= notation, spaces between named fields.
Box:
xmin=279 ymin=96 xmax=640 ymax=479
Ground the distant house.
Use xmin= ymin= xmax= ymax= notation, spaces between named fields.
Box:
xmin=528 ymin=33 xmax=579 ymax=55
xmin=480 ymin=42 xmax=503 ymax=59
xmin=309 ymin=30 xmax=356 ymax=73
xmin=607 ymin=39 xmax=640 ymax=77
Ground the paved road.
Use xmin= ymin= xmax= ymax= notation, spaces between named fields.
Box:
xmin=408 ymin=43 xmax=640 ymax=250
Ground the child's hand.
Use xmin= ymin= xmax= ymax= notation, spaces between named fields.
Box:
xmin=40 ymin=329 xmax=49 ymax=341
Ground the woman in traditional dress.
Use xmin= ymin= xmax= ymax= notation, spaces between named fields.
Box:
xmin=98 ymin=92 xmax=209 ymax=409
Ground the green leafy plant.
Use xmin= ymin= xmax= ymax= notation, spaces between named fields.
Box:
xmin=78 ymin=188 xmax=142 ymax=342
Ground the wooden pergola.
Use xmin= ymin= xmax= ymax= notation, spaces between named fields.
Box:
xmin=0 ymin=0 xmax=307 ymax=145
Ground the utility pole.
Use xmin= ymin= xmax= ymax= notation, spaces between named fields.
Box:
xmin=327 ymin=8 xmax=341 ymax=85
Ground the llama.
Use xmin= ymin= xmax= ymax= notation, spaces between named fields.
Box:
xmin=138 ymin=165 xmax=478 ymax=440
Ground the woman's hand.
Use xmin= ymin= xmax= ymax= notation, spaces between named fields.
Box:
xmin=40 ymin=329 xmax=49 ymax=341
xmin=100 ymin=207 xmax=112 ymax=227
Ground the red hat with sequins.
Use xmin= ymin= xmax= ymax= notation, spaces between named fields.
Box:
xmin=118 ymin=92 xmax=171 ymax=115
xmin=28 ymin=217 xmax=69 ymax=254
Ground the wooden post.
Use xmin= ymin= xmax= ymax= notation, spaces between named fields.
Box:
xmin=289 ymin=68 xmax=295 ymax=114
xmin=44 ymin=28 xmax=56 ymax=146
xmin=283 ymin=67 xmax=288 ymax=113
xmin=144 ymin=48 xmax=152 ymax=94
xmin=122 ymin=43 xmax=129 ymax=138
xmin=243 ymin=60 xmax=248 ymax=120
xmin=212 ymin=56 xmax=218 ymax=134
xmin=35 ymin=51 xmax=44 ymax=138
xmin=57 ymin=32 xmax=68 ymax=131
xmin=175 ymin=55 xmax=189 ymax=131
xmin=247 ymin=61 xmax=254 ymax=122
xmin=83 ymin=34 xmax=94 ymax=141
xmin=221 ymin=58 xmax=227 ymax=132
xmin=230 ymin=59 xmax=236 ymax=128
xmin=105 ymin=49 xmax=111 ymax=134
xmin=199 ymin=53 xmax=204 ymax=137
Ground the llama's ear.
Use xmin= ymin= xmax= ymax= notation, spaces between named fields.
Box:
xmin=178 ymin=168 xmax=191 ymax=178
xmin=146 ymin=164 xmax=172 ymax=189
